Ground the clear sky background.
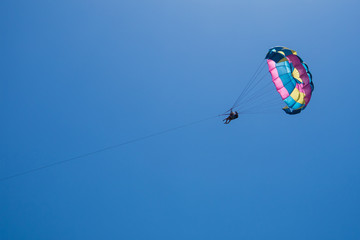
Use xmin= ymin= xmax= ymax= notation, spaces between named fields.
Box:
xmin=1 ymin=0 xmax=360 ymax=239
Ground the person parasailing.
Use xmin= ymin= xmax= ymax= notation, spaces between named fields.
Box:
xmin=223 ymin=110 xmax=239 ymax=124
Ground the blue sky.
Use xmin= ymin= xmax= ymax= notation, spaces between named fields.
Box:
xmin=1 ymin=0 xmax=360 ymax=239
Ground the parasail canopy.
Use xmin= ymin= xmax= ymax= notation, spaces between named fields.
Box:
xmin=265 ymin=46 xmax=314 ymax=115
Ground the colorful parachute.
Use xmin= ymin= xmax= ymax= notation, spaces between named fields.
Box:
xmin=265 ymin=46 xmax=314 ymax=114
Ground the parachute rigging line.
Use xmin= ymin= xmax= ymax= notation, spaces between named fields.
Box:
xmin=0 ymin=115 xmax=219 ymax=182
xmin=231 ymin=60 xmax=265 ymax=109
xmin=234 ymin=71 xmax=269 ymax=107
xmin=239 ymin=82 xmax=280 ymax=108
xmin=239 ymin=89 xmax=284 ymax=113
xmin=239 ymin=80 xmax=274 ymax=106
xmin=231 ymin=60 xmax=266 ymax=110
xmin=236 ymin=68 xmax=268 ymax=105
xmin=240 ymin=98 xmax=283 ymax=114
